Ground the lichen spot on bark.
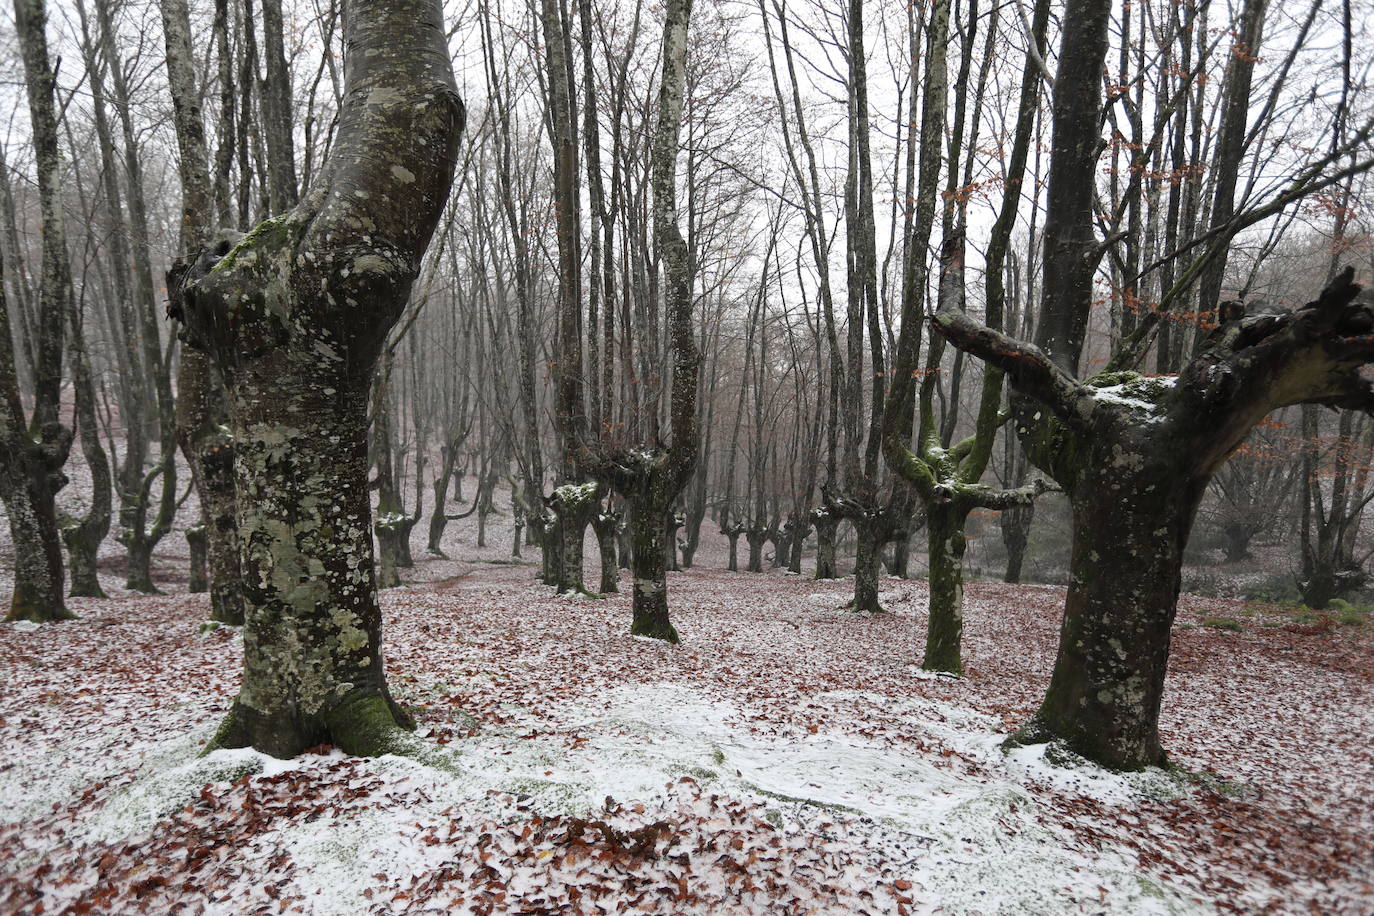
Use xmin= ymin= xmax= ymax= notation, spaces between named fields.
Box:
xmin=390 ymin=164 xmax=416 ymax=184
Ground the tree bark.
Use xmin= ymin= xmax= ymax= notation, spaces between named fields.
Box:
xmin=174 ymin=0 xmax=463 ymax=758
xmin=812 ymin=510 xmax=839 ymax=579
xmin=924 ymin=502 xmax=971 ymax=673
xmin=628 ymin=495 xmax=678 ymax=642
xmin=936 ymin=270 xmax=1374 ymax=769
xmin=3 ymin=0 xmax=74 ymax=623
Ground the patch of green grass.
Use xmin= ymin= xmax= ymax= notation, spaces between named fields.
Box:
xmin=1201 ymin=616 xmax=1243 ymax=632
xmin=1292 ymin=608 xmax=1323 ymax=626
xmin=1336 ymin=609 xmax=1366 ymax=626
xmin=744 ymin=783 xmax=863 ymax=816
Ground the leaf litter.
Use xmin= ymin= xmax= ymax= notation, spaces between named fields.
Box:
xmin=1 ymin=517 xmax=1371 ymax=914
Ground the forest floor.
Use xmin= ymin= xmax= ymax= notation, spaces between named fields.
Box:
xmin=2 ymin=508 xmax=1373 ymax=914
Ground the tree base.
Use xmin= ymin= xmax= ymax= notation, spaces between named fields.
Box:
xmin=5 ymin=603 xmax=79 ymax=623
xmin=630 ymin=613 xmax=680 ymax=643
xmin=1001 ymin=715 xmax=1169 ymax=772
xmin=202 ymin=690 xmax=420 ymax=759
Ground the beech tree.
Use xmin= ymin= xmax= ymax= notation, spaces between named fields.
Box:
xmin=1 ymin=0 xmax=75 ymax=623
xmin=171 ymin=0 xmax=464 ymax=757
xmin=563 ymin=0 xmax=700 ymax=641
xmin=933 ymin=0 xmax=1374 ymax=769
xmin=883 ymin=0 xmax=1052 ymax=674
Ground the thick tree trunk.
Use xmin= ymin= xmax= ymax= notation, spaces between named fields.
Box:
xmin=211 ymin=369 xmax=415 ymax=756
xmin=552 ymin=483 xmax=599 ymax=594
xmin=745 ymin=528 xmax=767 ymax=572
xmin=3 ymin=438 xmax=74 ymax=621
xmin=1015 ymin=459 xmax=1204 ymax=769
xmin=924 ymin=503 xmax=970 ymax=673
xmin=628 ymin=497 xmax=679 ymax=642
xmin=769 ymin=528 xmax=790 ymax=568
xmin=123 ymin=537 xmax=159 ymax=594
xmin=175 ymin=0 xmax=463 ymax=758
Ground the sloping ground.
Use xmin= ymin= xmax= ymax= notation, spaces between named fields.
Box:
xmin=2 ymin=556 xmax=1371 ymax=915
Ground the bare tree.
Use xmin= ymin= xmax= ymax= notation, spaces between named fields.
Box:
xmin=1 ymin=0 xmax=75 ymax=623
xmin=172 ymin=0 xmax=464 ymax=757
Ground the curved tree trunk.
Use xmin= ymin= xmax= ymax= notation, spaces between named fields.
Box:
xmin=3 ymin=0 xmax=74 ymax=623
xmin=175 ymin=0 xmax=463 ymax=758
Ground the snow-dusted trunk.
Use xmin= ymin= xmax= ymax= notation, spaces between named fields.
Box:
xmin=175 ymin=0 xmax=463 ymax=758
xmin=552 ymin=484 xmax=599 ymax=594
xmin=1017 ymin=447 xmax=1205 ymax=768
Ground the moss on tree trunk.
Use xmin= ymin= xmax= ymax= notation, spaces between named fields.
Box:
xmin=923 ymin=503 xmax=969 ymax=673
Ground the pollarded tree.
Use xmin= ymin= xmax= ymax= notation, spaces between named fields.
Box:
xmin=1 ymin=0 xmax=75 ymax=623
xmin=883 ymin=0 xmax=1052 ymax=675
xmin=934 ymin=0 xmax=1374 ymax=769
xmin=565 ymin=0 xmax=700 ymax=641
xmin=171 ymin=0 xmax=464 ymax=758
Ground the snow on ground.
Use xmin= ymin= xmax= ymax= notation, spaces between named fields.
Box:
xmin=2 ymin=484 xmax=1373 ymax=914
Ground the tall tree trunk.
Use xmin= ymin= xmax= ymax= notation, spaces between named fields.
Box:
xmin=61 ymin=299 xmax=112 ymax=599
xmin=3 ymin=0 xmax=74 ymax=623
xmin=174 ymin=0 xmax=463 ymax=758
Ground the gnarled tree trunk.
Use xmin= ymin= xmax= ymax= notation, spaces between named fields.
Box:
xmin=173 ymin=0 xmax=463 ymax=758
